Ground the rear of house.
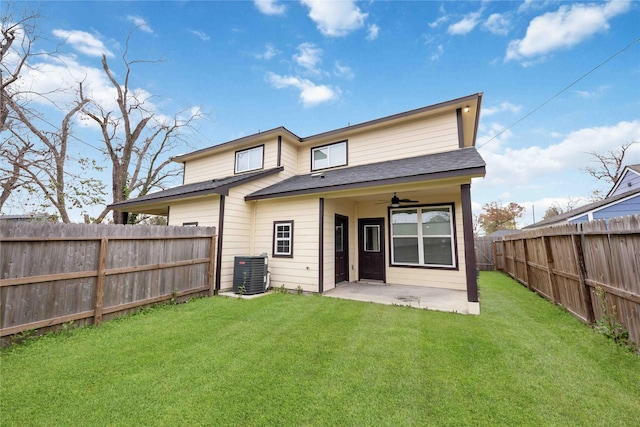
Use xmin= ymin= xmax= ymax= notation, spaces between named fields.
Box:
xmin=111 ymin=93 xmax=486 ymax=313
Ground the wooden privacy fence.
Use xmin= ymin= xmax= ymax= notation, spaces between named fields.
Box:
xmin=494 ymin=214 xmax=640 ymax=347
xmin=1 ymin=222 xmax=216 ymax=342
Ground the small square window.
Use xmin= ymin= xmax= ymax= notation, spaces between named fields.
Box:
xmin=273 ymin=221 xmax=294 ymax=257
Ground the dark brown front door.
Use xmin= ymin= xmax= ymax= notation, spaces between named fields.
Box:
xmin=335 ymin=215 xmax=349 ymax=284
xmin=358 ymin=218 xmax=385 ymax=281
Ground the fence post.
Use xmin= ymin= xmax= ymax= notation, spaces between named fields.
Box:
xmin=572 ymin=234 xmax=595 ymax=323
xmin=93 ymin=238 xmax=108 ymax=325
xmin=208 ymin=235 xmax=216 ymax=297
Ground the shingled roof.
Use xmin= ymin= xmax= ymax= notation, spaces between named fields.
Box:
xmin=246 ymin=147 xmax=485 ymax=201
xmin=109 ymin=167 xmax=283 ymax=211
xmin=522 ymin=187 xmax=640 ymax=229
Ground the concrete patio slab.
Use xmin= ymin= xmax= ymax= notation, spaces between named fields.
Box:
xmin=323 ymin=282 xmax=472 ymax=314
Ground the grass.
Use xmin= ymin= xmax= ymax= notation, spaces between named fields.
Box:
xmin=1 ymin=272 xmax=639 ymax=426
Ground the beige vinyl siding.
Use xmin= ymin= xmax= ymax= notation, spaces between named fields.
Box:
xmin=253 ymin=197 xmax=320 ymax=292
xmin=216 ymin=187 xmax=255 ymax=290
xmin=299 ymin=112 xmax=458 ymax=173
xmin=323 ymin=199 xmax=357 ymax=290
xmin=216 ymin=177 xmax=294 ymax=291
xmin=183 ymin=138 xmax=281 ymax=184
xmin=167 ymin=197 xmax=219 ymax=226
xmin=280 ymin=137 xmax=301 ymax=176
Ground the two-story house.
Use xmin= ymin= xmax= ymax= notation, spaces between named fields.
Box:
xmin=110 ymin=93 xmax=486 ymax=313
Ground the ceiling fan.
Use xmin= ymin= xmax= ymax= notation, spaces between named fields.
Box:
xmin=376 ymin=192 xmax=418 ymax=207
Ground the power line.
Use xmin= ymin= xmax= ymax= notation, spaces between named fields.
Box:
xmin=477 ymin=36 xmax=640 ymax=150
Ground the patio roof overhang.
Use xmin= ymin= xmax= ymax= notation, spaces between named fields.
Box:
xmin=245 ymin=147 xmax=485 ymax=201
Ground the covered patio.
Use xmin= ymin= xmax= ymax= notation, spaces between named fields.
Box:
xmin=323 ymin=282 xmax=473 ymax=314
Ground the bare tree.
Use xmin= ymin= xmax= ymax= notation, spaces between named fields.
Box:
xmin=82 ymin=33 xmax=201 ymax=224
xmin=2 ymin=5 xmax=107 ymax=219
xmin=4 ymin=84 xmax=106 ymax=222
xmin=1 ymin=6 xmax=40 ymax=210
xmin=584 ymin=141 xmax=638 ymax=200
xmin=542 ymin=198 xmax=579 ymax=220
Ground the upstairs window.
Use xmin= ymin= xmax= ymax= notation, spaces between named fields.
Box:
xmin=311 ymin=141 xmax=347 ymax=171
xmin=235 ymin=145 xmax=264 ymax=174
xmin=390 ymin=205 xmax=456 ymax=268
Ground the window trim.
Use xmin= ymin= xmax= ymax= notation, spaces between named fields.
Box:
xmin=310 ymin=140 xmax=348 ymax=171
xmin=234 ymin=144 xmax=264 ymax=174
xmin=388 ymin=203 xmax=457 ymax=270
xmin=272 ymin=220 xmax=294 ymax=258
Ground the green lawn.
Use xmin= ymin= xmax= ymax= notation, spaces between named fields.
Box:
xmin=2 ymin=272 xmax=638 ymax=426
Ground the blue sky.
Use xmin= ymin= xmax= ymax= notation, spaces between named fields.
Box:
xmin=4 ymin=0 xmax=640 ymax=225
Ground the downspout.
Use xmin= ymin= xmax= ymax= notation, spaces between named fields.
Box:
xmin=215 ymin=194 xmax=226 ymax=294
xmin=318 ymin=197 xmax=324 ymax=293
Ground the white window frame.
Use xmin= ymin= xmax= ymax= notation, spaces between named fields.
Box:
xmin=311 ymin=141 xmax=347 ymax=171
xmin=235 ymin=145 xmax=264 ymax=174
xmin=273 ymin=221 xmax=294 ymax=257
xmin=390 ymin=205 xmax=456 ymax=268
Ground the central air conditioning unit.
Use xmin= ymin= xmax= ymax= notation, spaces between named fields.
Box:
xmin=232 ymin=255 xmax=269 ymax=295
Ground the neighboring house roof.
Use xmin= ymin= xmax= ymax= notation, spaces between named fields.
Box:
xmin=523 ymin=188 xmax=640 ymax=229
xmin=246 ymin=147 xmax=485 ymax=201
xmin=484 ymin=230 xmax=520 ymax=238
xmin=606 ymin=164 xmax=640 ymax=197
xmin=174 ymin=93 xmax=483 ymax=163
xmin=109 ymin=167 xmax=283 ymax=211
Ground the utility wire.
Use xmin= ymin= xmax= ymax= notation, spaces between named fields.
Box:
xmin=477 ymin=36 xmax=640 ymax=150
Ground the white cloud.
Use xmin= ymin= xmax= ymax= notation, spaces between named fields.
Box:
xmin=367 ymin=24 xmax=380 ymax=41
xmin=506 ymin=0 xmax=631 ymax=62
xmin=293 ymin=42 xmax=323 ymax=73
xmin=482 ymin=102 xmax=521 ymax=116
xmin=188 ymin=30 xmax=210 ymax=41
xmin=428 ymin=15 xmax=448 ymax=29
xmin=126 ymin=15 xmax=154 ymax=34
xmin=254 ymin=43 xmax=280 ymax=60
xmin=334 ymin=61 xmax=354 ymax=79
xmin=483 ymin=13 xmax=511 ymax=36
xmin=574 ymin=85 xmax=610 ymax=99
xmin=254 ymin=0 xmax=286 ymax=16
xmin=52 ymin=29 xmax=114 ymax=57
xmin=430 ymin=45 xmax=444 ymax=61
xmin=447 ymin=10 xmax=483 ymax=35
xmin=478 ymin=120 xmax=640 ymax=187
xmin=266 ymin=72 xmax=340 ymax=107
xmin=301 ymin=0 xmax=367 ymax=37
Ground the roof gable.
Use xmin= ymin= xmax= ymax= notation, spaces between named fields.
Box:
xmin=607 ymin=164 xmax=640 ymax=197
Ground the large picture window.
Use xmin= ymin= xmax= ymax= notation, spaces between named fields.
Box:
xmin=311 ymin=141 xmax=347 ymax=171
xmin=235 ymin=145 xmax=264 ymax=173
xmin=390 ymin=205 xmax=456 ymax=268
xmin=273 ymin=221 xmax=294 ymax=257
